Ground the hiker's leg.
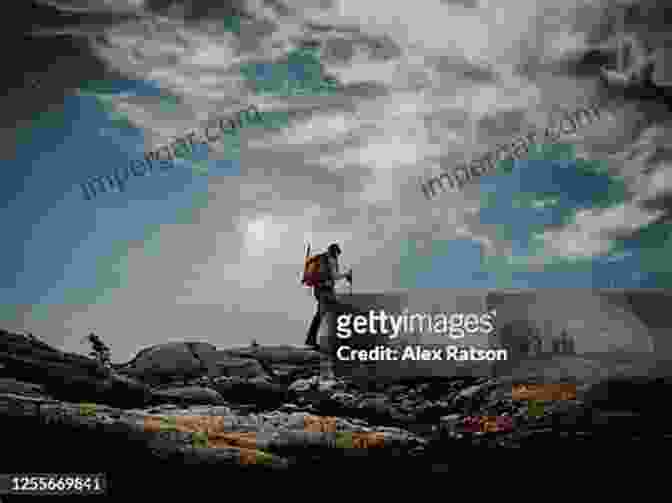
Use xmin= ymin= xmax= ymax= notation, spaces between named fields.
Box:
xmin=306 ymin=309 xmax=322 ymax=346
xmin=305 ymin=289 xmax=325 ymax=346
xmin=315 ymin=289 xmax=339 ymax=348
xmin=306 ymin=288 xmax=335 ymax=347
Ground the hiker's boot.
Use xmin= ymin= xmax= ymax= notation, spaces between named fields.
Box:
xmin=304 ymin=334 xmax=319 ymax=349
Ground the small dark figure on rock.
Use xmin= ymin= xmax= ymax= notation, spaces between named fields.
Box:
xmin=85 ymin=333 xmax=111 ymax=368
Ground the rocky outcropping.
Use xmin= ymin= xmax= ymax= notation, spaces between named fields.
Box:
xmin=209 ymin=355 xmax=270 ymax=379
xmin=219 ymin=345 xmax=331 ymax=383
xmin=116 ymin=342 xmax=220 ymax=384
xmin=4 ymin=328 xmax=672 ymax=483
xmin=152 ymin=386 xmax=228 ymax=406
xmin=0 ymin=330 xmax=153 ymax=408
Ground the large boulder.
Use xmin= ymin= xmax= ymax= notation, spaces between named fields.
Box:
xmin=221 ymin=345 xmax=328 ymax=365
xmin=0 ymin=378 xmax=49 ymax=397
xmin=40 ymin=371 xmax=154 ymax=408
xmin=118 ymin=342 xmax=219 ymax=384
xmin=219 ymin=346 xmax=330 ymax=382
xmin=210 ymin=355 xmax=269 ymax=379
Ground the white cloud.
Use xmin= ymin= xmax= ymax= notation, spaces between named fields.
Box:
xmin=21 ymin=0 xmax=670 ymax=359
xmin=535 ymin=203 xmax=664 ymax=259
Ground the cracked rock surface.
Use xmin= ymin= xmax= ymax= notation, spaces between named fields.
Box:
xmin=4 ymin=329 xmax=672 ymax=491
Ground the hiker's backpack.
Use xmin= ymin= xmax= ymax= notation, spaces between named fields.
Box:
xmin=301 ymin=244 xmax=329 ymax=287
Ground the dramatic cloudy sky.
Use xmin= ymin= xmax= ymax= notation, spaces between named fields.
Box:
xmin=1 ymin=0 xmax=671 ymax=361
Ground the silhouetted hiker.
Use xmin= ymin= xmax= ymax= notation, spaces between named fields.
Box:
xmin=303 ymin=243 xmax=352 ymax=349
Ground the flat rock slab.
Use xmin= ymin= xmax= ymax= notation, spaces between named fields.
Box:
xmin=222 ymin=345 xmax=330 ymax=365
xmin=0 ymin=378 xmax=49 ymax=397
xmin=213 ymin=356 xmax=269 ymax=379
xmin=0 ymin=392 xmax=288 ymax=469
xmin=153 ymin=386 xmax=227 ymax=405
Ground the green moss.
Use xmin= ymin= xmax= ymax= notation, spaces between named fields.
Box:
xmin=78 ymin=403 xmax=97 ymax=416
xmin=154 ymin=416 xmax=179 ymax=432
xmin=158 ymin=416 xmax=178 ymax=431
xmin=255 ymin=451 xmax=274 ymax=464
xmin=191 ymin=431 xmax=209 ymax=448
xmin=335 ymin=432 xmax=353 ymax=449
xmin=527 ymin=400 xmax=545 ymax=418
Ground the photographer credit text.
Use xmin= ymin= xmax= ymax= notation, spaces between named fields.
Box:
xmin=334 ymin=309 xmax=508 ymax=362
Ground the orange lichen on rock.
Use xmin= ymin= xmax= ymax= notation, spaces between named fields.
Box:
xmin=171 ymin=415 xmax=227 ymax=434
xmin=141 ymin=415 xmax=275 ymax=464
xmin=144 ymin=415 xmax=262 ymax=448
xmin=303 ymin=415 xmax=337 ymax=433
xmin=239 ymin=448 xmax=275 ymax=465
xmin=143 ymin=415 xmax=228 ymax=435
xmin=210 ymin=432 xmax=259 ymax=450
xmin=143 ymin=416 xmax=173 ymax=433
xmin=511 ymin=383 xmax=577 ymax=401
xmin=351 ymin=432 xmax=385 ymax=448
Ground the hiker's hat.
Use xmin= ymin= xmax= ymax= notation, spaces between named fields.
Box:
xmin=328 ymin=243 xmax=341 ymax=255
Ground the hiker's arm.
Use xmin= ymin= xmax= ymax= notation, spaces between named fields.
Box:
xmin=328 ymin=260 xmax=343 ymax=281
xmin=330 ymin=261 xmax=351 ymax=281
